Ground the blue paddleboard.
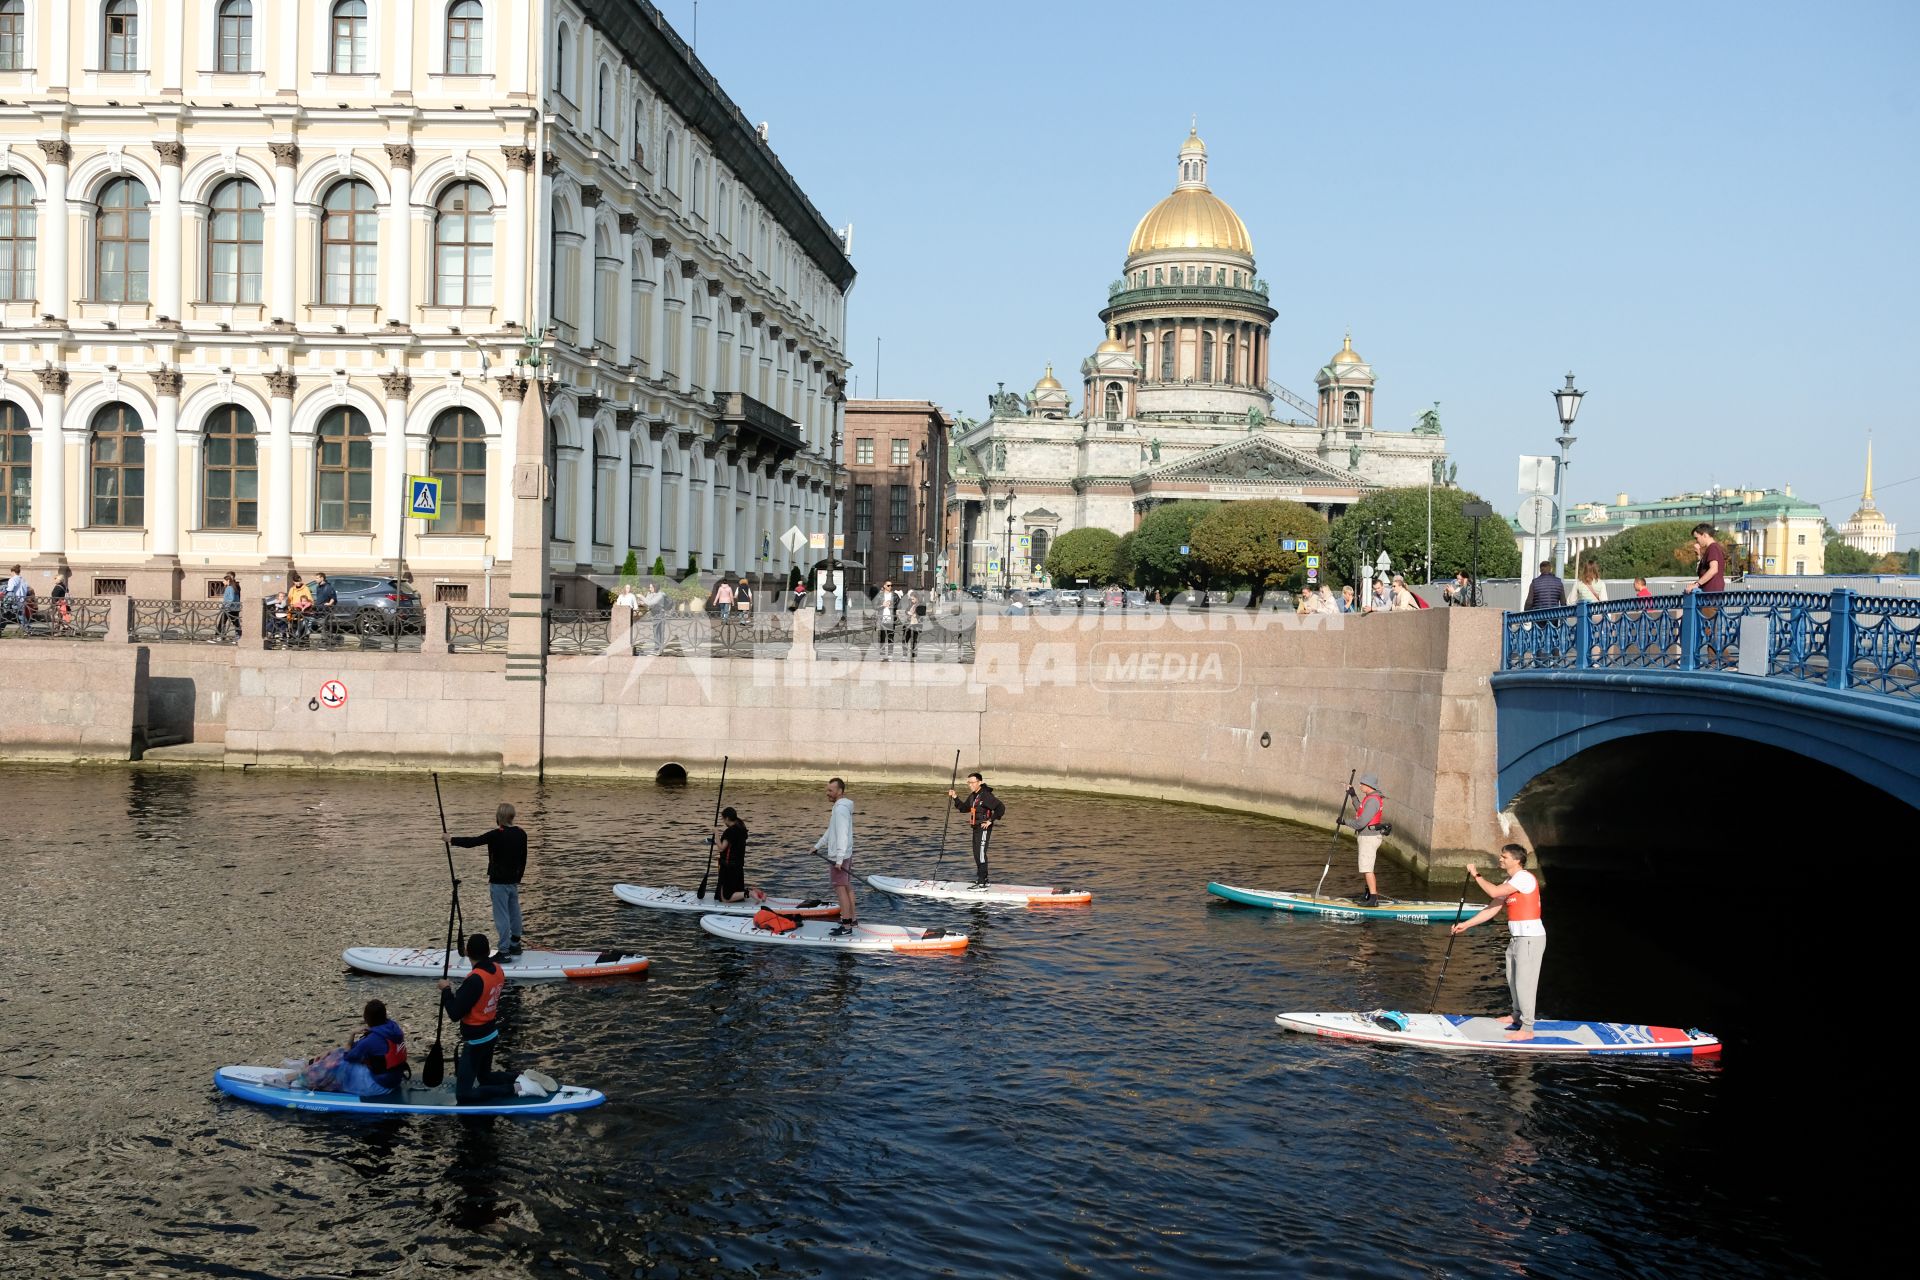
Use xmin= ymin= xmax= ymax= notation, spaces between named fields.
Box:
xmin=1208 ymin=881 xmax=1472 ymax=923
xmin=214 ymin=1066 xmax=606 ymax=1116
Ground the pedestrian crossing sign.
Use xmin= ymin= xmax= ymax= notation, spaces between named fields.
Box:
xmin=408 ymin=476 xmax=441 ymax=520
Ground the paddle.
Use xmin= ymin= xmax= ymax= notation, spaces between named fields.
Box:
xmin=1428 ymin=868 xmax=1475 ymax=1013
xmin=1309 ymin=769 xmax=1358 ymax=903
xmin=422 ymin=772 xmax=460 ymax=1089
xmin=931 ymin=749 xmax=961 ymax=880
xmin=695 ymin=755 xmax=731 ymax=901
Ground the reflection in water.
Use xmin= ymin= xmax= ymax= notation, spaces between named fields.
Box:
xmin=2 ymin=764 xmax=1831 ymax=1276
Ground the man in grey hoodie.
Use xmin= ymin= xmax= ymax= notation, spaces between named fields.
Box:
xmin=812 ymin=776 xmax=858 ymax=935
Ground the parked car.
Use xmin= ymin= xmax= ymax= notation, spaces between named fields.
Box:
xmin=324 ymin=575 xmax=425 ymax=635
xmin=1124 ymin=590 xmax=1148 ymax=609
xmin=964 ymin=584 xmax=986 ymax=600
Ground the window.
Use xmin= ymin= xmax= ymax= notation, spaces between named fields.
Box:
xmin=593 ymin=223 xmax=617 ymax=343
xmin=1200 ymin=330 xmax=1214 ymax=381
xmin=95 ymin=177 xmax=151 ymax=302
xmin=0 ymin=175 xmax=35 ymax=301
xmin=319 ymin=179 xmax=377 ymax=305
xmin=435 ymin=583 xmax=468 ymax=603
xmin=205 ymin=178 xmax=264 ymax=303
xmin=445 ymin=0 xmax=482 ymax=74
xmin=631 ymin=104 xmax=645 ymax=164
xmin=93 ymin=577 xmax=128 ymax=595
xmin=717 ymin=182 xmax=729 ymax=239
xmin=104 ymin=0 xmax=137 ymax=70
xmin=1797 ymin=533 xmax=1806 ymax=546
xmin=428 ymin=408 xmax=486 ymax=533
xmin=89 ymin=402 xmax=144 ymax=527
xmin=1342 ymin=390 xmax=1361 ymax=425
xmin=555 ymin=25 xmax=569 ymax=99
xmin=889 ymin=485 xmax=908 ymax=536
xmin=1224 ymin=334 xmax=1237 ymax=385
xmin=432 ymin=181 xmax=493 ymax=305
xmin=855 ymin=438 xmax=873 ymax=465
xmin=854 ymin=484 xmax=873 ymax=533
xmin=216 ymin=0 xmax=252 ymax=72
xmin=549 ymin=203 xmax=578 ymax=327
xmin=663 ymin=132 xmax=675 ymax=190
xmin=1105 ymin=383 xmax=1122 ymax=421
xmin=0 ymin=0 xmax=22 ymax=71
xmin=891 ymin=439 xmax=909 ymax=467
xmin=314 ymin=406 xmax=372 ymax=531
xmin=596 ymin=65 xmax=611 ymax=132
xmin=692 ymin=158 xmax=704 ymax=216
xmin=1795 ymin=560 xmax=1805 ymax=574
xmin=329 ymin=0 xmax=368 ymax=74
xmin=200 ymin=404 xmax=258 ymax=529
xmin=593 ymin=433 xmax=614 ymax=543
xmin=0 ymin=400 xmax=28 ymax=524
xmin=1159 ymin=331 xmax=1174 ymax=381
xmin=1029 ymin=528 xmax=1050 ymax=567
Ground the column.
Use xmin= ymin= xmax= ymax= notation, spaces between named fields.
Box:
xmin=269 ymin=143 xmax=298 ymax=325
xmin=503 ymin=148 xmax=532 ymax=330
xmin=673 ymin=270 xmax=694 ymax=393
xmin=497 ymin=374 xmax=524 ymax=553
xmin=33 ymin=368 xmax=68 ymax=557
xmin=266 ymin=370 xmax=298 ymax=561
xmin=384 ymin=145 xmax=415 ymax=326
xmin=611 ymin=409 xmax=634 ymax=566
xmin=379 ymin=371 xmax=410 ymax=567
xmin=150 ymin=368 xmax=182 ymax=557
xmin=647 ymin=240 xmax=667 ymax=376
xmin=577 ymin=187 xmax=602 ymax=351
xmin=712 ymin=298 xmax=733 ymax=395
xmin=572 ymin=397 xmax=599 ymax=564
xmin=391 ymin=0 xmax=415 ymax=96
xmin=153 ymin=142 xmax=184 ymax=323
xmin=38 ymin=141 xmax=71 ymax=319
xmin=673 ymin=446 xmax=693 ymax=565
xmin=691 ymin=312 xmax=712 ymax=394
xmin=645 ymin=435 xmax=664 ymax=564
xmin=614 ymin=214 xmax=637 ymax=365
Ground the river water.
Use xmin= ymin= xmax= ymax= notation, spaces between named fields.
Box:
xmin=1 ymin=766 xmax=1834 ymax=1277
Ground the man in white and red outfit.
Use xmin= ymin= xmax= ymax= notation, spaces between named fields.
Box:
xmin=1342 ymin=774 xmax=1390 ymax=904
xmin=1449 ymin=844 xmax=1546 ymax=1041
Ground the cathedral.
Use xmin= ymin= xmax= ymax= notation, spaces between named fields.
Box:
xmin=944 ymin=128 xmax=1449 ymax=586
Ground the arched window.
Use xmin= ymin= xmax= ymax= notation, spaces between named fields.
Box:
xmin=0 ymin=399 xmax=29 ymax=525
xmin=1200 ymin=330 xmax=1214 ymax=382
xmin=716 ymin=182 xmax=728 ymax=239
xmin=216 ymin=0 xmax=252 ymax=72
xmin=95 ymin=177 xmax=151 ymax=302
xmin=0 ymin=174 xmax=35 ymax=302
xmin=445 ymin=0 xmax=482 ymax=74
xmin=549 ymin=202 xmax=578 ymax=328
xmin=432 ymin=181 xmax=493 ymax=306
xmin=692 ymin=158 xmax=704 ymax=216
xmin=205 ymin=178 xmax=264 ymax=304
xmin=597 ymin=65 xmax=612 ymax=133
xmin=428 ymin=408 xmax=486 ymax=533
xmin=1159 ymin=331 xmax=1175 ymax=382
xmin=592 ymin=222 xmax=618 ymax=344
xmin=201 ymin=404 xmax=258 ymax=529
xmin=330 ymin=1 xmax=369 ymax=74
xmin=1224 ymin=333 xmax=1237 ymax=385
xmin=319 ymin=179 xmax=377 ymax=305
xmin=89 ymin=402 xmax=144 ymax=527
xmin=0 ymin=1 xmax=24 ymax=72
xmin=555 ymin=25 xmax=570 ymax=99
xmin=631 ymin=104 xmax=645 ymax=164
xmin=1342 ymin=390 xmax=1361 ymax=425
xmin=103 ymin=0 xmax=137 ymax=71
xmin=593 ymin=430 xmax=615 ymax=544
xmin=1105 ymin=383 xmax=1123 ymax=421
xmin=663 ymin=132 xmax=675 ymax=190
xmin=314 ymin=406 xmax=372 ymax=531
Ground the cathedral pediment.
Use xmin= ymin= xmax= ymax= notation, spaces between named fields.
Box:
xmin=1134 ymin=434 xmax=1361 ymax=489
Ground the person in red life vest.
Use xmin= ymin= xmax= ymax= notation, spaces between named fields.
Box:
xmin=342 ymin=1000 xmax=408 ymax=1093
xmin=1341 ymin=774 xmax=1390 ymax=904
xmin=437 ymin=933 xmax=519 ymax=1103
xmin=948 ymin=772 xmax=1007 ymax=889
xmin=1448 ymin=844 xmax=1546 ymax=1041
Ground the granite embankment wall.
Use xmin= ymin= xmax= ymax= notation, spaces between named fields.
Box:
xmin=0 ymin=608 xmax=1512 ymax=870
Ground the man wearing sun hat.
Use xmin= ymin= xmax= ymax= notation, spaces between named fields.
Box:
xmin=1342 ymin=773 xmax=1391 ymax=904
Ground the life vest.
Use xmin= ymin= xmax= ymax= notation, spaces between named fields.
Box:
xmin=1506 ymin=873 xmax=1543 ymax=923
xmin=369 ymin=1027 xmax=407 ymax=1072
xmin=967 ymin=789 xmax=997 ymax=827
xmin=1355 ymin=793 xmax=1387 ymax=830
xmin=461 ymin=962 xmax=505 ymax=1028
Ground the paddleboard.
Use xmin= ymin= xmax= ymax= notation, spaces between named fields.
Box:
xmin=612 ymin=883 xmax=842 ymax=918
xmin=1208 ymin=881 xmax=1471 ymax=923
xmin=1274 ymin=1012 xmax=1723 ymax=1057
xmin=866 ymin=874 xmax=1092 ymax=907
xmin=698 ymin=914 xmax=969 ymax=954
xmin=214 ymin=1066 xmax=606 ymax=1115
xmin=343 ymin=946 xmax=649 ymax=981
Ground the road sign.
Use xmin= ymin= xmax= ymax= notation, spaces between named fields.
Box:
xmin=988 ymin=561 xmax=1001 ymax=574
xmin=1282 ymin=538 xmax=1295 ymax=551
xmin=1296 ymin=540 xmax=1309 ymax=554
xmin=1017 ymin=535 xmax=1031 ymax=548
xmin=1307 ymin=570 xmax=1319 ymax=582
xmin=1179 ymin=545 xmax=1190 ymax=555
xmin=783 ymin=525 xmax=809 ymax=553
xmin=808 ymin=532 xmax=826 ymax=550
xmin=903 ymin=554 xmax=916 ymax=572
xmin=318 ymin=680 xmax=349 ymax=710
xmin=1306 ymin=555 xmax=1320 ymax=568
xmin=408 ymin=476 xmax=441 ymax=520
xmin=1519 ymin=455 xmax=1556 ymax=497
xmin=1517 ymin=495 xmax=1556 ymax=536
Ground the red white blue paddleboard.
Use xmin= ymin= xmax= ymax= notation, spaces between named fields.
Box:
xmin=1275 ymin=1011 xmax=1722 ymax=1057
xmin=612 ymin=884 xmax=843 ymax=918
xmin=214 ymin=1066 xmax=606 ymax=1115
xmin=699 ymin=914 xmax=969 ymax=954
xmin=866 ymin=875 xmax=1092 ymax=907
xmin=343 ymin=946 xmax=649 ymax=981
xmin=1208 ymin=882 xmax=1470 ymax=923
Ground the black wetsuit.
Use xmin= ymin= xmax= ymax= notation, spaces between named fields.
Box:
xmin=716 ymin=820 xmax=749 ymax=900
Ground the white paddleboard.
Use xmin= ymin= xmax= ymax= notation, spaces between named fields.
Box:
xmin=343 ymin=946 xmax=649 ymax=981
xmin=1275 ymin=1011 xmax=1723 ymax=1057
xmin=612 ymin=883 xmax=841 ymax=918
xmin=866 ymin=874 xmax=1091 ymax=907
xmin=698 ymin=914 xmax=969 ymax=954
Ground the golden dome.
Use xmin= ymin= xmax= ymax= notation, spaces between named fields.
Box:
xmin=1095 ymin=335 xmax=1128 ymax=353
xmin=1180 ymin=128 xmax=1207 ymax=156
xmin=1330 ymin=333 xmax=1364 ymax=365
xmin=1127 ymin=189 xmax=1254 ymax=257
xmin=1034 ymin=363 xmax=1063 ymax=391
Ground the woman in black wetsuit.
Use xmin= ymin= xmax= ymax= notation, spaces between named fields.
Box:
xmin=715 ymin=807 xmax=750 ymax=902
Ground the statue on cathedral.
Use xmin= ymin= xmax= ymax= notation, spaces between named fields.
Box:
xmin=1432 ymin=457 xmax=1458 ymax=486
xmin=1246 ymin=407 xmax=1266 ymax=428
xmin=1415 ymin=403 xmax=1443 ymax=436
xmin=1150 ymin=437 xmax=1162 ymax=462
xmin=987 ymin=382 xmax=1027 ymax=418
xmin=1349 ymin=443 xmax=1363 ymax=472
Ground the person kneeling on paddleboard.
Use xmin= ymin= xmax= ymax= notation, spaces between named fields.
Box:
xmin=812 ymin=777 xmax=858 ymax=936
xmin=342 ymin=1000 xmax=408 ymax=1093
xmin=1342 ymin=774 xmax=1391 ymax=905
xmin=948 ymin=772 xmax=1007 ymax=888
xmin=437 ymin=934 xmax=530 ymax=1102
xmin=1448 ymin=844 xmax=1545 ymax=1042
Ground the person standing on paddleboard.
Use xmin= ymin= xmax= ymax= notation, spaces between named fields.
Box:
xmin=812 ymin=777 xmax=858 ymax=935
xmin=1342 ymin=775 xmax=1390 ymax=905
xmin=948 ymin=772 xmax=1007 ymax=888
xmin=1448 ymin=844 xmax=1546 ymax=1042
xmin=449 ymin=803 xmax=528 ymax=959
xmin=714 ymin=807 xmax=750 ymax=902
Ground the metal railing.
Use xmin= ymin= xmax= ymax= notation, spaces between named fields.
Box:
xmin=131 ymin=598 xmax=232 ymax=644
xmin=814 ymin=612 xmax=977 ymax=663
xmin=630 ymin=608 xmax=796 ymax=659
xmin=259 ymin=601 xmax=426 ymax=651
xmin=0 ymin=595 xmax=111 ymax=640
xmin=448 ymin=607 xmax=509 ymax=653
xmin=1501 ymin=589 xmax=1919 ymax=700
xmin=547 ymin=609 xmax=612 ymax=654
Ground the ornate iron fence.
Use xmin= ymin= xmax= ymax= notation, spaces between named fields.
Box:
xmin=547 ymin=609 xmax=612 ymax=654
xmin=0 ymin=595 xmax=111 ymax=640
xmin=627 ymin=608 xmax=796 ymax=658
xmin=448 ymin=607 xmax=510 ymax=653
xmin=813 ymin=612 xmax=976 ymax=663
xmin=1503 ymin=588 xmax=1918 ymax=700
xmin=260 ymin=601 xmax=426 ymax=651
xmin=131 ymin=598 xmax=231 ymax=644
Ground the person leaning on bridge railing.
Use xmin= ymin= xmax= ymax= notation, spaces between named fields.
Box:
xmin=1523 ymin=561 xmax=1566 ymax=612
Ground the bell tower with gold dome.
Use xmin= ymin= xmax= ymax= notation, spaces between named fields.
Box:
xmin=1099 ymin=125 xmax=1277 ymax=424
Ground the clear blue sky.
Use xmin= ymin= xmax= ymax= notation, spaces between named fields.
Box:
xmin=664 ymin=0 xmax=1919 ymax=543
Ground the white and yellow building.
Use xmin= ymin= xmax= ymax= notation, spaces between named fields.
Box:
xmin=1835 ymin=438 xmax=1896 ymax=558
xmin=0 ymin=0 xmax=852 ymax=604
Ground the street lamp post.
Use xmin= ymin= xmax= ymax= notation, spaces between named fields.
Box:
xmin=824 ymin=381 xmax=845 ymax=616
xmin=916 ymin=443 xmax=931 ymax=591
xmin=1551 ymin=372 xmax=1585 ymax=578
xmin=1002 ymin=487 xmax=1017 ymax=593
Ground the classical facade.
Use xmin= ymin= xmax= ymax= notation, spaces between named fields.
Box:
xmin=842 ymin=399 xmax=949 ymax=591
xmin=1541 ymin=486 xmax=1827 ymax=576
xmin=944 ymin=127 xmax=1447 ymax=587
xmin=0 ymin=0 xmax=851 ymax=606
xmin=1835 ymin=438 xmax=1896 ymax=557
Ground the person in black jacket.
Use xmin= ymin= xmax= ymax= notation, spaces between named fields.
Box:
xmin=449 ymin=804 xmax=529 ymax=958
xmin=947 ymin=772 xmax=1007 ymax=888
xmin=714 ymin=806 xmax=750 ymax=902
xmin=436 ymin=934 xmax=516 ymax=1103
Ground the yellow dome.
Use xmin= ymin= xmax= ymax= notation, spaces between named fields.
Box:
xmin=1095 ymin=337 xmax=1129 ymax=353
xmin=1034 ymin=363 xmax=1063 ymax=391
xmin=1180 ymin=128 xmax=1207 ymax=156
xmin=1330 ymin=333 xmax=1364 ymax=365
xmin=1127 ymin=188 xmax=1254 ymax=257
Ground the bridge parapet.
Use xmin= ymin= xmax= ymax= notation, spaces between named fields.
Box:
xmin=1502 ymin=589 xmax=1919 ymax=701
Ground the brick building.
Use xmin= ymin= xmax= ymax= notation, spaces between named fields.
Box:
xmin=841 ymin=399 xmax=948 ymax=591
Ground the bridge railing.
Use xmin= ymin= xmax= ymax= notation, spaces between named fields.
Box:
xmin=1502 ymin=589 xmax=1919 ymax=700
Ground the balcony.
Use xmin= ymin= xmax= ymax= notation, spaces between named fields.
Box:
xmin=712 ymin=391 xmax=804 ymax=465
xmin=1100 ymin=282 xmax=1276 ymax=319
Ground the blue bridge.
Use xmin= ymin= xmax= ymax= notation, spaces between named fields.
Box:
xmin=1493 ymin=590 xmax=1920 ymax=812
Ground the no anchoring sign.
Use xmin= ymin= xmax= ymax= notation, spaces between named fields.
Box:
xmin=318 ymin=680 xmax=349 ymax=710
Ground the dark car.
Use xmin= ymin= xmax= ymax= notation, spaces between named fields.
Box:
xmin=965 ymin=584 xmax=986 ymax=600
xmin=322 ymin=575 xmax=425 ymax=635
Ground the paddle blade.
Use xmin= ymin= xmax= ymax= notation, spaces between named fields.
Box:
xmin=421 ymin=1040 xmax=445 ymax=1088
xmin=696 ymin=875 xmax=709 ymax=899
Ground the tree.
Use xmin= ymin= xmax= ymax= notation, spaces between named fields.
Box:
xmin=651 ymin=555 xmax=668 ymax=578
xmin=1130 ymin=500 xmax=1217 ymax=588
xmin=1326 ymin=486 xmax=1520 ymax=589
xmin=1045 ymin=527 xmax=1121 ymax=586
xmin=1821 ymin=531 xmax=1875 ymax=575
xmin=1189 ymin=500 xmax=1327 ymax=606
xmin=1108 ymin=531 xmax=1138 ymax=587
xmin=1591 ymin=520 xmax=1743 ymax=580
xmin=620 ymin=550 xmax=640 ymax=580
xmin=1872 ymin=551 xmax=1905 ymax=574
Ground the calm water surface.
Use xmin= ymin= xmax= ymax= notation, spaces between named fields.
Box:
xmin=1 ymin=766 xmax=1829 ymax=1277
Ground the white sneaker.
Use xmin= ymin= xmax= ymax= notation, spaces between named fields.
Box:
xmin=514 ymin=1071 xmax=552 ymax=1098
